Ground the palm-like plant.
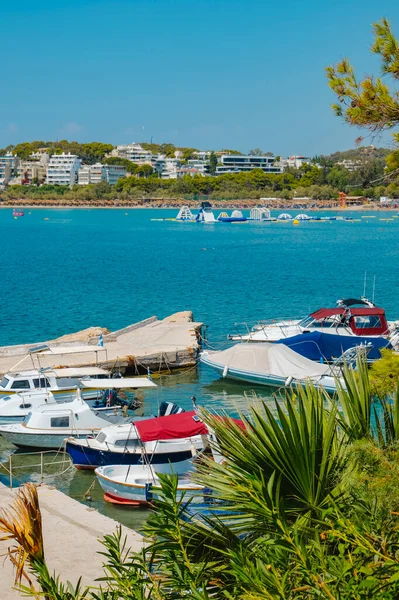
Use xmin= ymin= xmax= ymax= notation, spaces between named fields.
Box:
xmin=195 ymin=382 xmax=346 ymax=535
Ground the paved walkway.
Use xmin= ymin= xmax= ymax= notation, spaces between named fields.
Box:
xmin=0 ymin=484 xmax=144 ymax=599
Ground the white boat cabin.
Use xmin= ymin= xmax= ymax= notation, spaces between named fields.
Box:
xmin=0 ymin=367 xmax=109 ymax=396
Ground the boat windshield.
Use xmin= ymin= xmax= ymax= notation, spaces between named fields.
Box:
xmin=0 ymin=376 xmax=10 ymax=389
xmin=298 ymin=316 xmax=313 ymax=328
xmin=353 ymin=315 xmax=382 ymax=329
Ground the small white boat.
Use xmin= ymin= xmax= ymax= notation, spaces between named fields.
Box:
xmin=0 ymin=367 xmax=110 ymax=401
xmin=0 ymin=395 xmax=132 ymax=449
xmin=95 ymin=463 xmax=204 ymax=505
xmin=201 ymin=343 xmax=343 ymax=393
xmin=0 ymin=390 xmax=58 ymax=424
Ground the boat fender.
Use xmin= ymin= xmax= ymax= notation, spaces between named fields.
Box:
xmin=222 ymin=365 xmax=229 ymax=378
xmin=145 ymin=482 xmax=153 ymax=502
xmin=285 ymin=376 xmax=293 ymax=387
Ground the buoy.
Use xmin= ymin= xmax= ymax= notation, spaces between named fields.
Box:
xmin=222 ymin=365 xmax=229 ymax=378
xmin=293 ymin=219 xmax=300 ymax=225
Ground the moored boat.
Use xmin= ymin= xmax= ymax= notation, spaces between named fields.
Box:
xmin=95 ymin=463 xmax=205 ymax=505
xmin=200 ymin=343 xmax=348 ymax=393
xmin=228 ymin=298 xmax=399 ymax=344
xmin=66 ymin=408 xmax=206 ymax=469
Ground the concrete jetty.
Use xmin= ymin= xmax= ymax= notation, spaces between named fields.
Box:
xmin=0 ymin=311 xmax=203 ymax=376
xmin=0 ymin=483 xmax=144 ymax=599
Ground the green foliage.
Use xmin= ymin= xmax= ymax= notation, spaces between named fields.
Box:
xmin=208 ymin=151 xmax=218 ymax=176
xmin=370 ymin=349 xmax=399 ymax=396
xmin=12 ymin=140 xmax=114 ymax=164
xmin=6 ymin=364 xmax=399 ymax=598
xmin=103 ymin=156 xmax=138 ymax=173
xmin=327 ymin=19 xmax=399 ymax=138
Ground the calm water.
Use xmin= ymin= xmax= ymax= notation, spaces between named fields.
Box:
xmin=0 ymin=207 xmax=398 ymax=529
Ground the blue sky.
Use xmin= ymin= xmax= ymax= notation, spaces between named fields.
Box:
xmin=1 ymin=0 xmax=398 ymax=156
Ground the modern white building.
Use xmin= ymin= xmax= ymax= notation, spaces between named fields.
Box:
xmin=155 ymin=156 xmax=181 ymax=179
xmin=78 ymin=163 xmax=126 ymax=185
xmin=216 ymin=154 xmax=282 ymax=175
xmin=103 ymin=164 xmax=126 ymax=185
xmin=0 ymin=154 xmax=19 ymax=187
xmin=286 ymin=155 xmax=310 ymax=169
xmin=15 ymin=153 xmax=49 ymax=185
xmin=336 ymin=159 xmax=362 ymax=172
xmin=111 ymin=143 xmax=155 ymax=166
xmin=187 ymin=159 xmax=209 ymax=175
xmin=46 ymin=153 xmax=81 ymax=186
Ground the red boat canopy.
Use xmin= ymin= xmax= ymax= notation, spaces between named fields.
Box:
xmin=309 ymin=307 xmax=389 ymax=337
xmin=310 ymin=307 xmax=386 ymax=320
xmin=134 ymin=410 xmax=244 ymax=442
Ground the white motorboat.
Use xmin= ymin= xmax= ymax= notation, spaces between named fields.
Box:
xmin=0 ymin=377 xmax=158 ymax=449
xmin=95 ymin=463 xmax=204 ymax=505
xmin=200 ymin=343 xmax=345 ymax=393
xmin=0 ymin=367 xmax=110 ymax=401
xmin=0 ymin=395 xmax=131 ymax=449
xmin=228 ymin=298 xmax=398 ymax=344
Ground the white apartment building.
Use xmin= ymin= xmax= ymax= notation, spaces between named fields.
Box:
xmin=287 ymin=155 xmax=310 ymax=169
xmin=104 ymin=164 xmax=126 ymax=185
xmin=46 ymin=153 xmax=81 ymax=186
xmin=216 ymin=154 xmax=282 ymax=175
xmin=15 ymin=152 xmax=49 ymax=185
xmin=187 ymin=159 xmax=209 ymax=175
xmin=111 ymin=143 xmax=155 ymax=166
xmin=78 ymin=163 xmax=126 ymax=185
xmin=0 ymin=153 xmax=19 ymax=187
xmin=155 ymin=156 xmax=181 ymax=179
xmin=336 ymin=159 xmax=362 ymax=172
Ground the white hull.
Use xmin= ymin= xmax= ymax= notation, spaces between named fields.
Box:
xmin=96 ymin=464 xmax=204 ymax=503
xmin=0 ymin=428 xmax=99 ymax=449
xmin=201 ymin=345 xmax=342 ymax=394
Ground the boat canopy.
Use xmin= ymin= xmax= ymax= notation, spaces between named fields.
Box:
xmin=340 ymin=298 xmax=374 ymax=307
xmin=135 ymin=411 xmax=208 ymax=441
xmin=279 ymin=331 xmax=391 ymax=361
xmin=309 ymin=307 xmax=389 ymax=336
xmin=29 ymin=345 xmax=107 ymax=355
xmin=81 ymin=377 xmax=157 ymax=389
xmin=134 ymin=410 xmax=244 ymax=442
xmin=203 ymin=344 xmax=330 ymax=380
xmin=50 ymin=367 xmax=108 ymax=377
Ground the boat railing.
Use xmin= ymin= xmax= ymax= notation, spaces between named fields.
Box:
xmin=228 ymin=318 xmax=302 ymax=341
xmin=0 ymin=449 xmax=72 ymax=488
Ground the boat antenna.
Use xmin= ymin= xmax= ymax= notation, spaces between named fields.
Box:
xmin=363 ymin=271 xmax=367 ymax=298
xmin=372 ymin=275 xmax=376 ymax=304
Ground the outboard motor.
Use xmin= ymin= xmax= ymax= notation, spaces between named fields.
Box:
xmin=158 ymin=401 xmax=185 ymax=417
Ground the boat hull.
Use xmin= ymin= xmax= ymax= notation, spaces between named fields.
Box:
xmin=66 ymin=441 xmax=196 ymax=469
xmin=96 ymin=465 xmax=203 ymax=504
xmin=0 ymin=429 xmax=99 ymax=450
xmin=200 ymin=355 xmax=338 ymax=394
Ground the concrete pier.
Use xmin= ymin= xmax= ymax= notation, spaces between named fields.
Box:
xmin=0 ymin=483 xmax=144 ymax=599
xmin=0 ymin=311 xmax=203 ymax=375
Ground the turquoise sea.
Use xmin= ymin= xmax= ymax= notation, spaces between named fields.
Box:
xmin=0 ymin=207 xmax=398 ymax=527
